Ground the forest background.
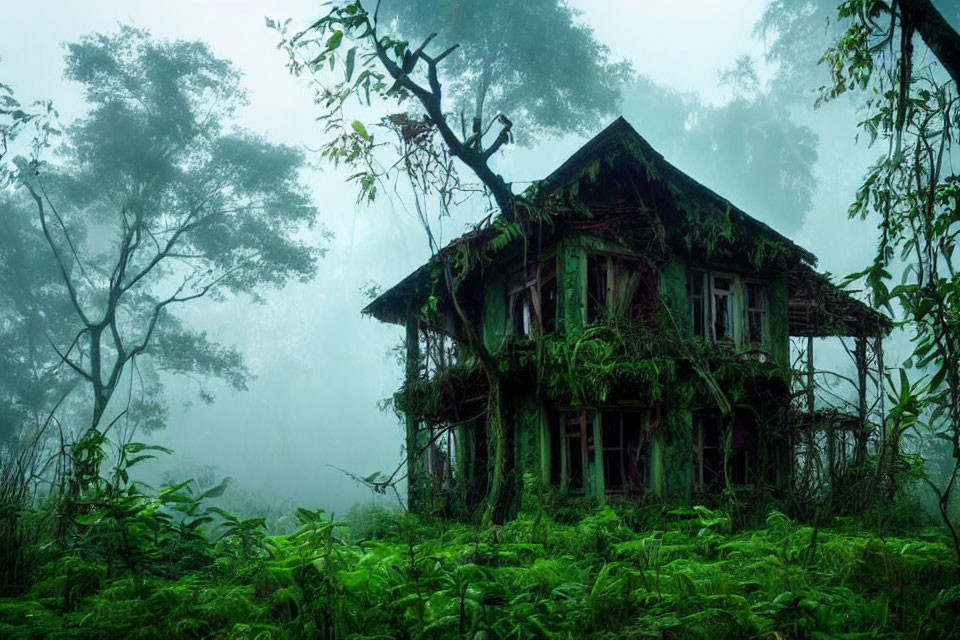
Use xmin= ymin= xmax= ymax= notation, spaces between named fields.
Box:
xmin=1 ymin=1 xmax=960 ymax=638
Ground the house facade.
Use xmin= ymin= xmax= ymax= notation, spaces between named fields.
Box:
xmin=364 ymin=118 xmax=887 ymax=516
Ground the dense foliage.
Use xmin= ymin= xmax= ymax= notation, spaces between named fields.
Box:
xmin=1 ymin=463 xmax=957 ymax=639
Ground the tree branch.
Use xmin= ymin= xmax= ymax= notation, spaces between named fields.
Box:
xmin=898 ymin=0 xmax=960 ymax=87
xmin=23 ymin=180 xmax=91 ymax=327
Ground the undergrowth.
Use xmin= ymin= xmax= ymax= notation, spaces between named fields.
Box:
xmin=1 ymin=483 xmax=958 ymax=640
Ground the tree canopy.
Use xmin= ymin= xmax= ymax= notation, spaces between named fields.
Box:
xmin=3 ymin=27 xmax=328 ymax=443
xmin=379 ymin=0 xmax=632 ymax=142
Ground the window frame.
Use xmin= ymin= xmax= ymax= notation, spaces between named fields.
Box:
xmin=689 ymin=269 xmax=768 ymax=348
xmin=584 ymin=251 xmax=658 ymax=325
xmin=507 ymin=256 xmax=559 ymax=338
xmin=744 ymin=280 xmax=767 ymax=345
xmin=558 ymin=409 xmax=594 ymax=492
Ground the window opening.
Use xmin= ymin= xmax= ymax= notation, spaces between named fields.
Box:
xmin=557 ymin=410 xmax=596 ymax=491
xmin=588 ymin=253 xmax=658 ymax=324
xmin=693 ymin=415 xmax=722 ymax=490
xmin=508 ymin=258 xmax=558 ymax=337
xmin=600 ymin=410 xmax=648 ymax=491
xmin=746 ymin=282 xmax=766 ymax=344
xmin=586 ymin=254 xmax=608 ymax=323
xmin=427 ymin=424 xmax=456 ymax=492
xmin=564 ymin=413 xmax=585 ymax=490
xmin=712 ymin=275 xmax=734 ymax=342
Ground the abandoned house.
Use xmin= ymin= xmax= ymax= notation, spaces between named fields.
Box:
xmin=363 ymin=118 xmax=890 ymax=516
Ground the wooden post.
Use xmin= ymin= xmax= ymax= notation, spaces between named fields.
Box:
xmin=405 ymin=307 xmax=422 ymax=511
xmin=805 ymin=336 xmax=818 ymax=489
xmin=854 ymin=335 xmax=869 ymax=463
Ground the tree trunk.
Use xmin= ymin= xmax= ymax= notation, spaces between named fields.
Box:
xmin=898 ymin=0 xmax=960 ymax=87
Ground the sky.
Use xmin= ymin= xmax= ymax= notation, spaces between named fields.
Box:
xmin=0 ymin=0 xmax=891 ymax=514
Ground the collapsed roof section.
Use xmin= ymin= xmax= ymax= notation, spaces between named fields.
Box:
xmin=363 ymin=117 xmax=889 ymax=338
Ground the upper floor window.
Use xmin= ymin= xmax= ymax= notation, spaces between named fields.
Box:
xmin=712 ymin=275 xmax=734 ymax=342
xmin=745 ymin=281 xmax=767 ymax=344
xmin=508 ymin=258 xmax=557 ymax=338
xmin=689 ymin=270 xmax=767 ymax=345
xmin=586 ymin=253 xmax=658 ymax=324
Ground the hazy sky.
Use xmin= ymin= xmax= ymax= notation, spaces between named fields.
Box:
xmin=0 ymin=1 xmax=887 ymax=513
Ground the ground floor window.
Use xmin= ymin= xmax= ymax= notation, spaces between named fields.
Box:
xmin=693 ymin=415 xmax=722 ymax=490
xmin=559 ymin=411 xmax=592 ymax=490
xmin=553 ymin=408 xmax=649 ymax=493
xmin=693 ymin=412 xmax=758 ymax=490
xmin=600 ymin=410 xmax=648 ymax=492
xmin=426 ymin=424 xmax=456 ymax=492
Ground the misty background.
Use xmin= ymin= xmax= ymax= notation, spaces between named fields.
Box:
xmin=0 ymin=0 xmax=902 ymax=515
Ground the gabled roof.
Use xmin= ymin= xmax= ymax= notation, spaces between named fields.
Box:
xmin=531 ymin=118 xmax=816 ymax=264
xmin=363 ymin=117 xmax=883 ymax=337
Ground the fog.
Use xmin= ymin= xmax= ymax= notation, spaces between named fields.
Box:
xmin=0 ymin=0 xmax=908 ymax=514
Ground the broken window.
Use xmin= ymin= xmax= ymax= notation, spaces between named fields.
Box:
xmin=587 ymin=253 xmax=658 ymax=324
xmin=427 ymin=424 xmax=457 ymax=493
xmin=509 ymin=287 xmax=532 ymax=337
xmin=508 ymin=258 xmax=558 ymax=338
xmin=693 ymin=414 xmax=722 ymax=491
xmin=712 ymin=275 xmax=734 ymax=342
xmin=586 ymin=254 xmax=609 ymax=323
xmin=693 ymin=412 xmax=759 ymax=490
xmin=557 ymin=410 xmax=595 ymax=491
xmin=420 ymin=322 xmax=459 ymax=379
xmin=564 ymin=413 xmax=586 ymax=490
xmin=689 ymin=270 xmax=767 ymax=346
xmin=745 ymin=281 xmax=766 ymax=344
xmin=600 ymin=410 xmax=648 ymax=492
xmin=729 ymin=413 xmax=758 ymax=485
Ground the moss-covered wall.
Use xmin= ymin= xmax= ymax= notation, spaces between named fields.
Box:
xmin=421 ymin=232 xmax=793 ymax=514
xmin=660 ymin=257 xmax=689 ymax=333
xmin=657 ymin=409 xmax=694 ymax=501
xmin=767 ymin=272 xmax=790 ymax=367
xmin=562 ymin=241 xmax=585 ymax=337
xmin=482 ymin=271 xmax=508 ymax=352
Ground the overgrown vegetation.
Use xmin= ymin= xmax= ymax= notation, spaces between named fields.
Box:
xmin=1 ymin=446 xmax=958 ymax=640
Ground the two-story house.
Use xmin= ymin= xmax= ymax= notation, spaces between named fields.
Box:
xmin=363 ymin=118 xmax=887 ymax=516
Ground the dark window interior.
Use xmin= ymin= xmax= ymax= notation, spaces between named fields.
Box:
xmin=694 ymin=415 xmax=722 ymax=490
xmin=601 ymin=411 xmax=622 ymax=488
xmin=712 ymin=276 xmax=733 ymax=341
xmin=613 ymin=258 xmax=658 ymax=321
xmin=565 ymin=420 xmax=584 ymax=490
xmin=694 ymin=412 xmax=759 ymax=489
xmin=600 ymin=410 xmax=647 ymax=492
xmin=510 ymin=289 xmax=530 ymax=337
xmin=746 ymin=282 xmax=766 ymax=344
xmin=508 ymin=258 xmax=558 ymax=337
xmin=559 ymin=410 xmax=594 ymax=491
xmin=586 ymin=254 xmax=608 ymax=323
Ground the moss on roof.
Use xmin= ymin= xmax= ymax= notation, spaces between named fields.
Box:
xmin=363 ymin=117 xmax=880 ymax=335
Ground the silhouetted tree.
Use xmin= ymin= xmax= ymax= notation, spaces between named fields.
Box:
xmin=5 ymin=27 xmax=327 ymax=462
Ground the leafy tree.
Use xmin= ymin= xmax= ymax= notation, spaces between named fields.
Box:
xmin=5 ymin=27 xmax=327 ymax=469
xmin=815 ymin=0 xmax=960 ymax=559
xmin=279 ymin=0 xmax=627 ymax=523
xmin=380 ymin=0 xmax=632 ymax=142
